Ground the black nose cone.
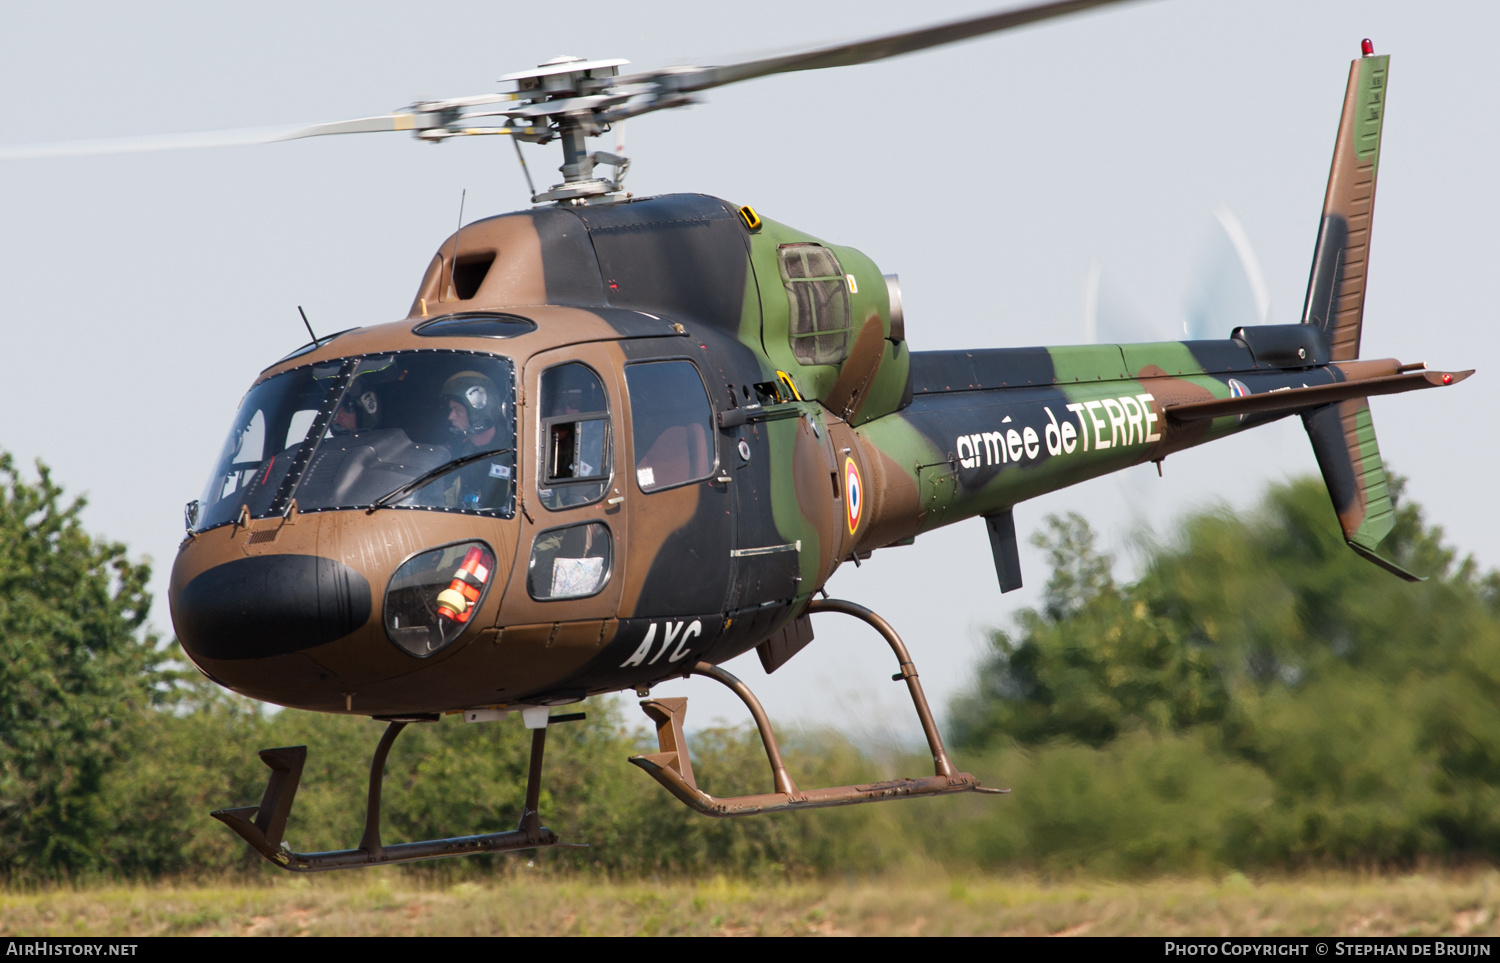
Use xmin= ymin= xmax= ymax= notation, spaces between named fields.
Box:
xmin=175 ymin=555 xmax=373 ymax=660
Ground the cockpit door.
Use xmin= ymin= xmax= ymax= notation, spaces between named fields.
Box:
xmin=499 ymin=345 xmax=627 ymax=628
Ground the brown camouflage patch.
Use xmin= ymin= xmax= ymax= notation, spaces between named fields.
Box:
xmin=823 ymin=314 xmax=889 ymax=421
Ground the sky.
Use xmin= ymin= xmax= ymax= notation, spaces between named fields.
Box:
xmin=1 ymin=0 xmax=1495 ymax=749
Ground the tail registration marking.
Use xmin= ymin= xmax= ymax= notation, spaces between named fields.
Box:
xmin=620 ymin=620 xmax=703 ymax=668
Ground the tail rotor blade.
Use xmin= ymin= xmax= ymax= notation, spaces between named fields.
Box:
xmin=1215 ymin=206 xmax=1270 ymax=325
xmin=1182 ymin=207 xmax=1268 ymax=340
xmin=1087 ymin=262 xmax=1169 ymax=344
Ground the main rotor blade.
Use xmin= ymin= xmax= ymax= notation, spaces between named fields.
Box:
xmin=0 ymin=125 xmax=307 ymax=161
xmin=0 ymin=104 xmax=513 ymax=162
xmin=0 ymin=4 xmax=1146 ymax=163
xmin=630 ymin=0 xmax=1145 ymax=93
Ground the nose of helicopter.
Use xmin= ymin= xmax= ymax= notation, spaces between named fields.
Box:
xmin=173 ymin=553 xmax=373 ymax=660
xmin=170 ymin=509 xmax=514 ymax=713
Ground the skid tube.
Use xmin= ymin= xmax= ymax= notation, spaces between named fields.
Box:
xmin=213 ymin=714 xmax=579 ymax=872
xmin=629 ymin=598 xmax=1005 ymax=816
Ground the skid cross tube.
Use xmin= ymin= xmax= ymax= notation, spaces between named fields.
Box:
xmin=806 ymin=598 xmax=957 ymax=778
xmin=694 ymin=662 xmax=800 ymax=798
xmin=212 ymin=719 xmax=564 ymax=872
xmin=628 ymin=599 xmax=1003 ymax=815
xmin=357 ymin=720 xmax=406 ymax=859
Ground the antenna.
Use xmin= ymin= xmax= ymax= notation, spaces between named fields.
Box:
xmin=298 ymin=305 xmax=318 ymax=343
xmin=445 ymin=189 xmax=467 ymax=301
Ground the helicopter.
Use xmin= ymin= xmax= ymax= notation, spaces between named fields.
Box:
xmin=3 ymin=0 xmax=1473 ymax=872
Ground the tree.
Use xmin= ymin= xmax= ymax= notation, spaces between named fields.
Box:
xmin=0 ymin=453 xmax=162 ymax=878
xmin=947 ymin=476 xmax=1500 ymax=868
xmin=950 ymin=512 xmax=1225 ymax=749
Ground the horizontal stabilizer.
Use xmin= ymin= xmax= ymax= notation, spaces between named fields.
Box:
xmin=1164 ymin=368 xmax=1470 ymax=423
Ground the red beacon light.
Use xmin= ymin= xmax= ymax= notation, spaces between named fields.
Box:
xmin=1362 ymin=38 xmax=1375 ymax=57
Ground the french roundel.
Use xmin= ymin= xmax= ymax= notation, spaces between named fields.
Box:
xmin=1228 ymin=378 xmax=1251 ymax=422
xmin=844 ymin=457 xmax=863 ymax=534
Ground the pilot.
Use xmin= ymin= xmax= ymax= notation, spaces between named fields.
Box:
xmin=439 ymin=371 xmax=512 ymax=510
xmin=331 ymin=387 xmax=380 ymax=435
xmin=444 ymin=372 xmax=499 ymax=450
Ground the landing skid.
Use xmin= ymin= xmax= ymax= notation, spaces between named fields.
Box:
xmin=213 ymin=600 xmax=996 ymax=869
xmin=629 ymin=598 xmax=1006 ymax=815
xmin=213 ymin=718 xmax=576 ymax=872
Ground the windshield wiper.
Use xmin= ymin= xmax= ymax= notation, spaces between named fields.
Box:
xmin=366 ymin=449 xmax=514 ymax=514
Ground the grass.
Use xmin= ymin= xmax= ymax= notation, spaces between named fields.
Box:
xmin=2 ymin=869 xmax=1498 ymax=936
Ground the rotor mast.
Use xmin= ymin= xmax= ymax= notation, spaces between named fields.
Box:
xmin=499 ymin=56 xmax=639 ymax=205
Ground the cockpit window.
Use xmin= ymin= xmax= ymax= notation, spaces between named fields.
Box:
xmin=195 ymin=351 xmax=516 ymax=531
xmin=195 ymin=361 xmax=344 ymax=531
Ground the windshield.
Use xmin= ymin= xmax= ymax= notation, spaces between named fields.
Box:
xmin=197 ymin=351 xmax=516 ymax=531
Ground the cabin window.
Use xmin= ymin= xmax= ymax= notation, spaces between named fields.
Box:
xmin=537 ymin=362 xmax=611 ymax=510
xmin=528 ymin=522 xmax=613 ymax=600
xmin=624 ymin=360 xmax=715 ymax=492
xmin=778 ymin=243 xmax=851 ymax=365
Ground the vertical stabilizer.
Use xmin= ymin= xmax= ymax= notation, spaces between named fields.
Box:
xmin=1301 ymin=49 xmax=1389 ymax=360
xmin=1301 ymin=47 xmax=1418 ymax=581
xmin=1302 ymin=399 xmax=1418 ymax=581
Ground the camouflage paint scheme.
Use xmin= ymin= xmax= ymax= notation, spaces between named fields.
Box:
xmin=169 ymin=50 xmax=1467 ymax=721
xmin=1299 ymin=52 xmax=1408 ymax=571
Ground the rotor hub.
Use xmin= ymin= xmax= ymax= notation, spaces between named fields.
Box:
xmin=497 ymin=57 xmax=641 ymax=203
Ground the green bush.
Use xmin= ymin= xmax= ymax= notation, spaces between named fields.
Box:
xmin=945 ymin=477 xmax=1500 ymax=872
xmin=10 ymin=452 xmax=1500 ymax=881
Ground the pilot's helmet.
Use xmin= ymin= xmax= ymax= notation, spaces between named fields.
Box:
xmin=333 ymin=387 xmax=380 ymax=433
xmin=441 ymin=370 xmax=499 ymax=435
